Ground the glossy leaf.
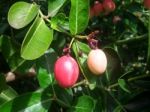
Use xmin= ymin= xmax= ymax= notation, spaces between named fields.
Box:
xmin=76 ymin=41 xmax=91 ymax=54
xmin=69 ymin=0 xmax=89 ymax=35
xmin=8 ymin=2 xmax=39 ymax=29
xmin=48 ymin=0 xmax=66 ymax=17
xmin=21 ymin=17 xmax=53 ymax=60
xmin=69 ymin=95 xmax=95 ymax=112
xmin=118 ymin=79 xmax=131 ymax=93
xmin=0 ymin=86 xmax=18 ymax=105
xmin=51 ymin=13 xmax=69 ymax=32
xmin=0 ymin=91 xmax=52 ymax=112
xmin=37 ymin=68 xmax=54 ymax=88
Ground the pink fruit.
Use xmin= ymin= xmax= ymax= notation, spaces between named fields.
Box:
xmin=54 ymin=55 xmax=79 ymax=88
xmin=87 ymin=49 xmax=107 ymax=75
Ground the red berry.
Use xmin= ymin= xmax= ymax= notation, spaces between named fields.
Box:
xmin=93 ymin=1 xmax=104 ymax=16
xmin=87 ymin=49 xmax=107 ymax=75
xmin=103 ymin=0 xmax=116 ymax=13
xmin=144 ymin=0 xmax=150 ymax=9
xmin=54 ymin=55 xmax=79 ymax=88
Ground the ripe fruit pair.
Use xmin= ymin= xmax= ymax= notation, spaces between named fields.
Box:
xmin=54 ymin=49 xmax=107 ymax=88
xmin=90 ymin=0 xmax=116 ymax=18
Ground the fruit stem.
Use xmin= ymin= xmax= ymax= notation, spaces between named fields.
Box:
xmin=72 ymin=79 xmax=87 ymax=88
xmin=69 ymin=38 xmax=75 ymax=49
xmin=108 ymin=74 xmax=150 ymax=90
xmin=75 ymin=35 xmax=88 ymax=39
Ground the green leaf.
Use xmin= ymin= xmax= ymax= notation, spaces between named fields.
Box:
xmin=48 ymin=0 xmax=66 ymax=17
xmin=118 ymin=79 xmax=131 ymax=93
xmin=69 ymin=95 xmax=95 ymax=112
xmin=37 ymin=68 xmax=54 ymax=88
xmin=0 ymin=86 xmax=18 ymax=105
xmin=21 ymin=17 xmax=53 ymax=60
xmin=8 ymin=2 xmax=39 ymax=29
xmin=54 ymin=86 xmax=73 ymax=107
xmin=0 ymin=91 xmax=52 ymax=112
xmin=72 ymin=41 xmax=97 ymax=90
xmin=51 ymin=13 xmax=69 ymax=32
xmin=69 ymin=0 xmax=89 ymax=35
xmin=76 ymin=41 xmax=90 ymax=54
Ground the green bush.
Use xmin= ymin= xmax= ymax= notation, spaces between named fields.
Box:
xmin=0 ymin=0 xmax=150 ymax=111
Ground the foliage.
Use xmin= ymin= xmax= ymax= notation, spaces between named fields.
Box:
xmin=0 ymin=0 xmax=150 ymax=111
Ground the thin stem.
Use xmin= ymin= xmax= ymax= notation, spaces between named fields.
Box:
xmin=72 ymin=79 xmax=87 ymax=88
xmin=108 ymin=74 xmax=150 ymax=89
xmin=75 ymin=35 xmax=88 ymax=39
xmin=69 ymin=38 xmax=75 ymax=49
xmin=56 ymin=98 xmax=70 ymax=108
xmin=39 ymin=10 xmax=51 ymax=23
xmin=115 ymin=34 xmax=147 ymax=45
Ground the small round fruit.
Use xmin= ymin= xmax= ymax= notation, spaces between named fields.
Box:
xmin=87 ymin=49 xmax=107 ymax=75
xmin=54 ymin=55 xmax=79 ymax=88
xmin=93 ymin=1 xmax=104 ymax=16
xmin=144 ymin=0 xmax=150 ymax=9
xmin=102 ymin=0 xmax=116 ymax=13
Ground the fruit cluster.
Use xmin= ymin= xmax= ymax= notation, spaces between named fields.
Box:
xmin=90 ymin=0 xmax=116 ymax=18
xmin=54 ymin=45 xmax=107 ymax=88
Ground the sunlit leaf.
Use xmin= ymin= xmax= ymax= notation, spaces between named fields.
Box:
xmin=69 ymin=0 xmax=89 ymax=35
xmin=37 ymin=68 xmax=54 ymax=88
xmin=8 ymin=2 xmax=39 ymax=29
xmin=0 ymin=91 xmax=52 ymax=112
xmin=48 ymin=0 xmax=66 ymax=17
xmin=21 ymin=17 xmax=53 ymax=60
